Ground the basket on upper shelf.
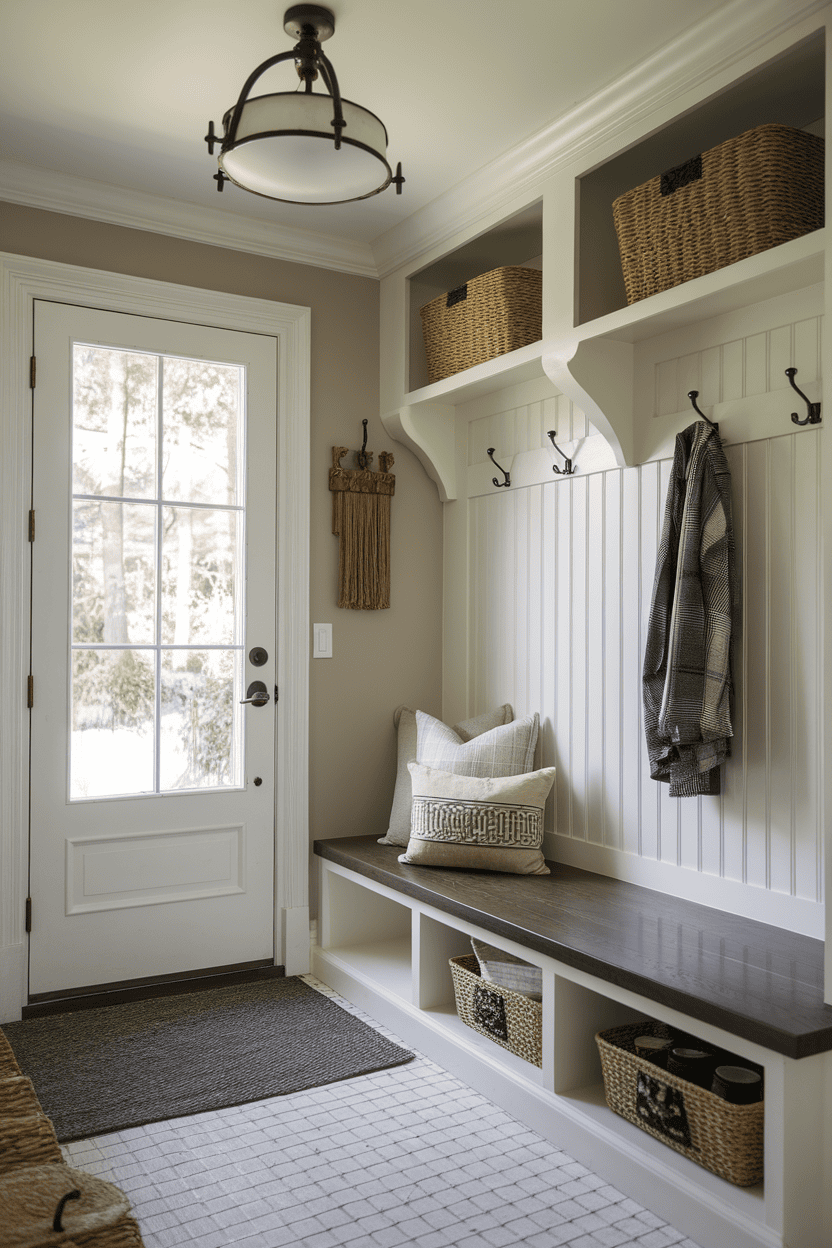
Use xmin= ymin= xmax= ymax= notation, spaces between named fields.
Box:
xmin=419 ymin=266 xmax=542 ymax=384
xmin=612 ymin=123 xmax=824 ymax=306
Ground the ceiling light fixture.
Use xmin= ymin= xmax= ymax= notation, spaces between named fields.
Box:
xmin=205 ymin=4 xmax=404 ymax=205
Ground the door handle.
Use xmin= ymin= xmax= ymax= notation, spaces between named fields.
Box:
xmin=240 ymin=680 xmax=270 ymax=706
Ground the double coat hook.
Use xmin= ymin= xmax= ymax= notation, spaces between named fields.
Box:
xmin=547 ymin=430 xmax=575 ymax=475
xmin=786 ymin=368 xmax=822 ymax=426
xmin=487 ymin=447 xmax=510 ymax=488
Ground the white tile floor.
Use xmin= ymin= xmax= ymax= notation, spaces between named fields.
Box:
xmin=62 ymin=977 xmax=704 ymax=1248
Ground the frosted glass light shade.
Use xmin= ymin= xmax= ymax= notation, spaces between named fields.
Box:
xmin=219 ymin=92 xmax=392 ymax=203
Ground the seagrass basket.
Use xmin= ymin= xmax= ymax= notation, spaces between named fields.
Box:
xmin=0 ymin=1164 xmax=145 ymax=1247
xmin=0 ymin=1113 xmax=64 ymax=1172
xmin=0 ymin=1076 xmax=44 ymax=1118
xmin=420 ymin=266 xmax=542 ymax=383
xmin=0 ymin=1028 xmax=21 ymax=1078
xmin=612 ymin=123 xmax=824 ymax=305
xmin=450 ymin=954 xmax=542 ymax=1067
xmin=596 ymin=1021 xmax=764 ymax=1187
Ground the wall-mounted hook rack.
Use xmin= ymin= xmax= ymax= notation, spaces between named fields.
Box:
xmin=547 ymin=430 xmax=575 ymax=476
xmin=687 ymin=391 xmax=719 ymax=433
xmin=487 ymin=448 xmax=510 ymax=488
xmin=786 ymin=368 xmax=822 ymax=426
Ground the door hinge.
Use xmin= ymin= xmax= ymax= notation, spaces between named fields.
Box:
xmin=29 ymin=356 xmax=36 ymax=389
xmin=274 ymin=685 xmax=279 ymax=702
xmin=28 ymin=509 xmax=35 ymax=542
xmin=27 ymin=674 xmax=33 ymax=709
xmin=25 ymin=897 xmax=32 ymax=933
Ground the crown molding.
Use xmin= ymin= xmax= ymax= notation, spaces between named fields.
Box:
xmin=0 ymin=159 xmax=378 ymax=279
xmin=370 ymin=0 xmax=830 ymax=278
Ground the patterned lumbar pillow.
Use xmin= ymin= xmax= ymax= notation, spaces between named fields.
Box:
xmin=470 ymin=937 xmax=543 ymax=1001
xmin=398 ymin=762 xmax=555 ymax=875
xmin=378 ymin=704 xmax=514 ymax=847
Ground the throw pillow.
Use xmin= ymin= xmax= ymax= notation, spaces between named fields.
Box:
xmin=416 ymin=709 xmax=539 ymax=779
xmin=378 ymin=704 xmax=514 ymax=846
xmin=470 ymin=937 xmax=543 ymax=1000
xmin=398 ymin=762 xmax=555 ymax=875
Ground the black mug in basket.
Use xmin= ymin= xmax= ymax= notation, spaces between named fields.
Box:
xmin=667 ymin=1046 xmax=715 ymax=1087
xmin=711 ymin=1065 xmax=763 ymax=1104
xmin=633 ymin=1035 xmax=674 ymax=1068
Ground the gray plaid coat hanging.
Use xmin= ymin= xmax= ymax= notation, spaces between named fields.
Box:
xmin=642 ymin=421 xmax=738 ymax=796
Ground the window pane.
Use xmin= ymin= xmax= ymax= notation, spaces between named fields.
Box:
xmin=72 ymin=501 xmax=157 ymax=644
xmin=160 ymin=649 xmax=242 ymax=791
xmin=72 ymin=345 xmax=157 ymax=498
xmin=70 ymin=649 xmax=156 ymax=798
xmin=162 ymin=358 xmax=243 ymax=505
xmin=161 ymin=507 xmax=242 ymax=645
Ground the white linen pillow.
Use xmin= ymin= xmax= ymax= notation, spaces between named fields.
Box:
xmin=398 ymin=762 xmax=555 ymax=875
xmin=378 ymin=704 xmax=513 ymax=847
xmin=416 ymin=709 xmax=538 ymax=779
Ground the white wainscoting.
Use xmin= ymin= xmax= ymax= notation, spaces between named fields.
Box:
xmin=447 ymin=330 xmax=823 ymax=936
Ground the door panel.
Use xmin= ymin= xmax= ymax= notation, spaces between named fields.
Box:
xmin=29 ymin=301 xmax=278 ymax=996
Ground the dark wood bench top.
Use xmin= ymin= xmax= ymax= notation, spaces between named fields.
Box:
xmin=314 ymin=835 xmax=832 ymax=1060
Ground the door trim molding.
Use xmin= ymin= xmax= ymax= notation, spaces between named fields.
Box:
xmin=0 ymin=252 xmax=311 ymax=1019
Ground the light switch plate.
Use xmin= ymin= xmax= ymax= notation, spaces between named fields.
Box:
xmin=312 ymin=623 xmax=333 ymax=658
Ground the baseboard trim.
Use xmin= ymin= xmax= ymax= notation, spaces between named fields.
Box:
xmin=23 ymin=960 xmax=285 ymax=1018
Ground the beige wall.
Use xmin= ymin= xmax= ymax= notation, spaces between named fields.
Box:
xmin=0 ymin=202 xmax=444 ymax=916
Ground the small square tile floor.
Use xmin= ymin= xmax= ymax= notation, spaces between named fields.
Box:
xmin=61 ymin=977 xmax=704 ymax=1248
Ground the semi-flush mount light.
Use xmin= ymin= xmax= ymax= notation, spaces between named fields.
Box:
xmin=205 ymin=4 xmax=404 ymax=205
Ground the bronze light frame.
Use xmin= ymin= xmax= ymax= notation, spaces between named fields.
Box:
xmin=205 ymin=4 xmax=404 ymax=205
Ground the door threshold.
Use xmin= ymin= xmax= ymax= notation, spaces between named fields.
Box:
xmin=24 ymin=960 xmax=285 ymax=1019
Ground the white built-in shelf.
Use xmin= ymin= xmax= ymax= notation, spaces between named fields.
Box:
xmin=381 ymin=26 xmax=826 ymax=495
xmin=383 ymin=228 xmax=826 ymax=494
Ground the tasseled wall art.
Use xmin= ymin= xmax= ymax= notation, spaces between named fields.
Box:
xmin=329 ymin=422 xmax=395 ymax=610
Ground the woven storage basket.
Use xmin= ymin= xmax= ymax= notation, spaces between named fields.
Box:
xmin=0 ymin=1114 xmax=64 ymax=1172
xmin=612 ymin=123 xmax=824 ymax=305
xmin=450 ymin=954 xmax=542 ymax=1067
xmin=0 ymin=1028 xmax=22 ymax=1078
xmin=596 ymin=1021 xmax=764 ymax=1187
xmin=0 ymin=1163 xmax=144 ymax=1247
xmin=420 ymin=266 xmax=542 ymax=384
xmin=0 ymin=1076 xmax=45 ymax=1118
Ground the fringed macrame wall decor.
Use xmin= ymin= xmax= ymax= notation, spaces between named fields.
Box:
xmin=329 ymin=422 xmax=395 ymax=610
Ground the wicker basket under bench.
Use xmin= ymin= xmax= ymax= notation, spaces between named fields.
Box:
xmin=597 ymin=1021 xmax=764 ymax=1187
xmin=450 ymin=953 xmax=542 ymax=1067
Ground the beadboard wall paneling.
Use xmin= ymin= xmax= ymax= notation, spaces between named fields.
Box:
xmin=460 ymin=426 xmax=823 ymax=937
xmin=653 ymin=315 xmax=822 ymax=417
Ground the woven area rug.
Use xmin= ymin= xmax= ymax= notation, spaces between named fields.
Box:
xmin=2 ymin=978 xmax=413 ymax=1143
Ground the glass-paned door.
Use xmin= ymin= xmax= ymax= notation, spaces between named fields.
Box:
xmin=69 ymin=344 xmax=245 ymax=799
xmin=29 ymin=302 xmax=278 ymax=998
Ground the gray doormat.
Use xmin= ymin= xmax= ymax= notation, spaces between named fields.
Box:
xmin=2 ymin=977 xmax=413 ymax=1143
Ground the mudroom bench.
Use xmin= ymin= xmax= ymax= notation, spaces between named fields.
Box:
xmin=312 ymin=835 xmax=832 ymax=1248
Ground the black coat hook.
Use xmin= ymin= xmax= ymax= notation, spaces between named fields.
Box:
xmin=786 ymin=368 xmax=822 ymax=426
xmin=546 ymin=430 xmax=575 ymax=476
xmin=487 ymin=448 xmax=510 ymax=488
xmin=687 ymin=391 xmax=719 ymax=433
xmin=356 ymin=419 xmax=371 ymax=468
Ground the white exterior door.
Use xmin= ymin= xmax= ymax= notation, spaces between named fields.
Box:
xmin=29 ymin=300 xmax=278 ymax=998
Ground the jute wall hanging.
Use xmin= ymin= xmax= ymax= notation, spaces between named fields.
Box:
xmin=330 ymin=421 xmax=395 ymax=610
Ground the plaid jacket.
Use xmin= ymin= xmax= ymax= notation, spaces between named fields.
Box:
xmin=642 ymin=421 xmax=738 ymax=797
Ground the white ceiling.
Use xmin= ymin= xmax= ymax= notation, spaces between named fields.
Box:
xmin=1 ymin=0 xmax=735 ymax=257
